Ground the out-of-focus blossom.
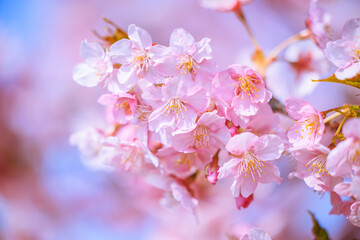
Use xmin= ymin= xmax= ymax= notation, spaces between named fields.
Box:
xmin=172 ymin=110 xmax=230 ymax=155
xmin=327 ymin=118 xmax=360 ymax=177
xmin=305 ymin=0 xmax=331 ymax=50
xmin=324 ymin=18 xmax=360 ymax=80
xmin=240 ymin=227 xmax=272 ymax=240
xmin=102 ymin=136 xmax=159 ymax=171
xmin=289 ymin=144 xmax=342 ymax=191
xmin=200 ymin=0 xmax=253 ymax=12
xmin=72 ymin=40 xmax=113 ymax=88
xmin=213 ymin=64 xmax=270 ymax=117
xmin=109 ymin=24 xmax=162 ymax=91
xmin=285 ymin=97 xmax=324 ymax=148
xmin=266 ymin=40 xmax=331 ymax=102
xmin=218 ymin=132 xmax=283 ymax=197
xmin=69 ymin=127 xmax=112 ymax=171
xmin=157 ymin=147 xmax=209 ymax=178
xmin=98 ymin=93 xmax=137 ymax=124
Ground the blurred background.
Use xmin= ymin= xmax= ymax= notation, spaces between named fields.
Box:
xmin=0 ymin=0 xmax=360 ymax=239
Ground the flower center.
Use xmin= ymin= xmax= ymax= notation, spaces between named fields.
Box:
xmin=232 ymin=75 xmax=261 ymax=100
xmin=305 ymin=153 xmax=329 ymax=176
xmin=295 ymin=114 xmax=321 ymax=140
xmin=176 ymin=153 xmax=192 ymax=167
xmin=131 ymin=50 xmax=151 ymax=77
xmin=176 ymin=54 xmax=200 ymax=75
xmin=136 ymin=105 xmax=151 ymax=122
xmin=115 ymin=100 xmax=132 ymax=115
xmin=117 ymin=145 xmax=142 ymax=171
xmin=161 ymin=98 xmax=188 ymax=120
xmin=238 ymin=152 xmax=265 ymax=182
xmin=191 ymin=126 xmax=210 ymax=148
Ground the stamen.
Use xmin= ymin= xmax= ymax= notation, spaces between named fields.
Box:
xmin=233 ymin=74 xmax=262 ymax=100
xmin=237 ymin=152 xmax=265 ymax=182
xmin=160 ymin=98 xmax=188 ymax=120
xmin=192 ymin=126 xmax=210 ymax=148
xmin=176 ymin=54 xmax=200 ymax=75
xmin=305 ymin=153 xmax=329 ymax=176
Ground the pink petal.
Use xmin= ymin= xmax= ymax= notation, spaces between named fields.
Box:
xmin=324 ymin=40 xmax=352 ymax=68
xmin=326 ymin=139 xmax=353 ymax=177
xmin=128 ymin=24 xmax=152 ymax=50
xmin=109 ymin=39 xmax=132 ymax=63
xmin=342 ymin=18 xmax=360 ymax=42
xmin=193 ymin=37 xmax=212 ymax=62
xmin=226 ymin=132 xmax=258 ymax=155
xmin=72 ymin=63 xmax=101 ymax=87
xmin=342 ymin=117 xmax=360 ymax=140
xmin=254 ymin=134 xmax=284 ymax=161
xmin=80 ymin=40 xmax=104 ymax=60
xmin=169 ymin=28 xmax=195 ymax=53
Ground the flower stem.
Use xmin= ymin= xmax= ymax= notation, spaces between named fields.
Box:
xmin=234 ymin=7 xmax=261 ymax=51
xmin=266 ymin=29 xmax=310 ymax=65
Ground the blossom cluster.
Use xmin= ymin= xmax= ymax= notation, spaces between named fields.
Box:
xmin=70 ymin=0 xmax=360 ymax=234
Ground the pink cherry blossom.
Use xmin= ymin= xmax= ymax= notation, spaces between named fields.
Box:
xmin=218 ymin=132 xmax=283 ymax=197
xmin=148 ymin=77 xmax=208 ymax=133
xmin=200 ymin=0 xmax=253 ymax=12
xmin=98 ymin=93 xmax=137 ymax=124
xmin=305 ymin=0 xmax=331 ymax=50
xmin=172 ymin=110 xmax=230 ymax=155
xmin=153 ymin=28 xmax=217 ymax=90
xmin=102 ymin=136 xmax=159 ymax=171
xmin=109 ymin=24 xmax=162 ymax=91
xmin=227 ymin=103 xmax=280 ymax=136
xmin=213 ymin=64 xmax=271 ymax=117
xmin=285 ymin=97 xmax=324 ymax=147
xmin=73 ymin=40 xmax=113 ymax=88
xmin=324 ymin=18 xmax=360 ymax=79
xmin=327 ymin=118 xmax=360 ymax=177
xmin=69 ymin=127 xmax=112 ymax=171
xmin=157 ymin=147 xmax=210 ymax=178
xmin=289 ymin=144 xmax=342 ymax=191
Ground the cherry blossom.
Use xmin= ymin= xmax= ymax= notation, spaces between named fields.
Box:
xmin=69 ymin=127 xmax=112 ymax=171
xmin=153 ymin=28 xmax=217 ymax=90
xmin=109 ymin=24 xmax=162 ymax=91
xmin=305 ymin=0 xmax=331 ymax=50
xmin=98 ymin=93 xmax=137 ymax=124
xmin=327 ymin=118 xmax=360 ymax=177
xmin=266 ymin=40 xmax=330 ymax=102
xmin=218 ymin=132 xmax=283 ymax=197
xmin=213 ymin=64 xmax=271 ymax=117
xmin=324 ymin=18 xmax=360 ymax=79
xmin=285 ymin=97 xmax=324 ymax=148
xmin=73 ymin=40 xmax=113 ymax=88
xmin=148 ymin=77 xmax=208 ymax=133
xmin=289 ymin=144 xmax=342 ymax=191
xmin=102 ymin=136 xmax=159 ymax=171
xmin=172 ymin=110 xmax=230 ymax=155
xmin=157 ymin=147 xmax=210 ymax=178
